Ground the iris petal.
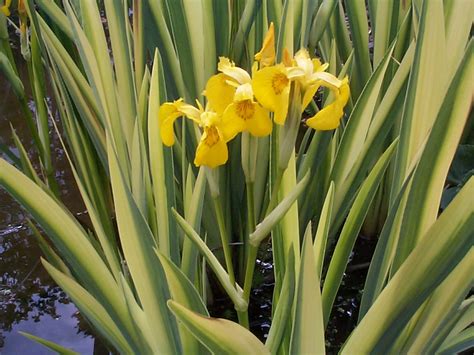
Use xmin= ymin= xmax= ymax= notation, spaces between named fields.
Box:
xmin=246 ymin=104 xmax=272 ymax=137
xmin=252 ymin=66 xmax=290 ymax=125
xmin=194 ymin=130 xmax=229 ymax=168
xmin=302 ymin=84 xmax=320 ymax=110
xmin=205 ymin=73 xmax=236 ymax=115
xmin=306 ymin=77 xmax=350 ymax=130
xmin=306 ymin=103 xmax=344 ymax=130
xmin=254 ymin=23 xmax=275 ymax=67
xmin=218 ymin=57 xmax=251 ymax=84
xmin=158 ymin=103 xmax=183 ymax=146
xmin=220 ymin=103 xmax=247 ymax=141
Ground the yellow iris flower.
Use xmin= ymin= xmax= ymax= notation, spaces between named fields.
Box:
xmin=158 ymin=23 xmax=351 ymax=168
xmin=1 ymin=0 xmax=12 ymax=16
xmin=204 ymin=57 xmax=272 ymax=137
xmin=159 ymin=100 xmax=241 ymax=168
xmin=253 ymin=48 xmax=349 ymax=129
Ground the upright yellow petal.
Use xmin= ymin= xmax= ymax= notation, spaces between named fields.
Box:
xmin=294 ymin=49 xmax=314 ymax=77
xmin=252 ymin=65 xmax=290 ymax=124
xmin=282 ymin=48 xmax=293 ymax=67
xmin=204 ymin=73 xmax=236 ymax=115
xmin=312 ymin=58 xmax=329 ymax=73
xmin=255 ymin=22 xmax=275 ymax=67
xmin=233 ymin=83 xmax=254 ymax=102
xmin=218 ymin=57 xmax=251 ymax=84
xmin=194 ymin=127 xmax=229 ymax=168
xmin=200 ymin=111 xmax=221 ymax=128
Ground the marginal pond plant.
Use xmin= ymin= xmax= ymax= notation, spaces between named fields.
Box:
xmin=0 ymin=0 xmax=472 ymax=353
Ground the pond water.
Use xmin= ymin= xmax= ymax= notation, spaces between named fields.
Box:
xmin=0 ymin=40 xmax=95 ymax=353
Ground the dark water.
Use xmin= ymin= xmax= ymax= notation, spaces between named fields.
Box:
xmin=207 ymin=237 xmax=375 ymax=353
xmin=0 ymin=37 xmax=94 ymax=353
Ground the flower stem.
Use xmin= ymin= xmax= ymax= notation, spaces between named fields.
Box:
xmin=243 ymin=244 xmax=259 ymax=302
xmin=246 ymin=181 xmax=256 ymax=233
xmin=212 ymin=196 xmax=236 ymax=287
xmin=264 ymin=167 xmax=284 ymax=217
xmin=238 ymin=242 xmax=258 ymax=330
xmin=237 ymin=310 xmax=249 ymax=329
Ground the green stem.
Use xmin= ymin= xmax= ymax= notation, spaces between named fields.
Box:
xmin=237 ymin=183 xmax=258 ymax=329
xmin=243 ymin=244 xmax=258 ymax=302
xmin=213 ymin=196 xmax=236 ymax=287
xmin=238 ymin=244 xmax=258 ymax=330
xmin=237 ymin=310 xmax=249 ymax=329
xmin=264 ymin=167 xmax=284 ymax=217
xmin=245 ymin=182 xmax=257 ymax=294
xmin=246 ymin=181 xmax=256 ymax=233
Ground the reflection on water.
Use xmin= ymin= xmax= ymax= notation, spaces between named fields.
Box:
xmin=2 ymin=302 xmax=93 ymax=354
xmin=1 ymin=28 xmax=94 ymax=352
xmin=0 ymin=212 xmax=93 ymax=353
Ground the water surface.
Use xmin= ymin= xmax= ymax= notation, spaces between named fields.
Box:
xmin=1 ymin=36 xmax=94 ymax=353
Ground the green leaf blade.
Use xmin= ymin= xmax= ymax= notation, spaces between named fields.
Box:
xmin=168 ymin=300 xmax=269 ymax=355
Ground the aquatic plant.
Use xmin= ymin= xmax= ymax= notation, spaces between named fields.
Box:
xmin=0 ymin=0 xmax=472 ymax=353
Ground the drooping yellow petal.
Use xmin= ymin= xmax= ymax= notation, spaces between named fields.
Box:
xmin=252 ymin=65 xmax=290 ymax=124
xmin=1 ymin=0 xmax=11 ymax=16
xmin=254 ymin=22 xmax=275 ymax=67
xmin=306 ymin=102 xmax=344 ymax=130
xmin=158 ymin=99 xmax=202 ymax=146
xmin=194 ymin=126 xmax=229 ymax=168
xmin=158 ymin=101 xmax=184 ymax=146
xmin=220 ymin=104 xmax=247 ymax=141
xmin=245 ymin=103 xmax=272 ymax=137
xmin=221 ymin=99 xmax=271 ymax=138
xmin=306 ymin=77 xmax=350 ymax=130
xmin=204 ymin=73 xmax=236 ymax=115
